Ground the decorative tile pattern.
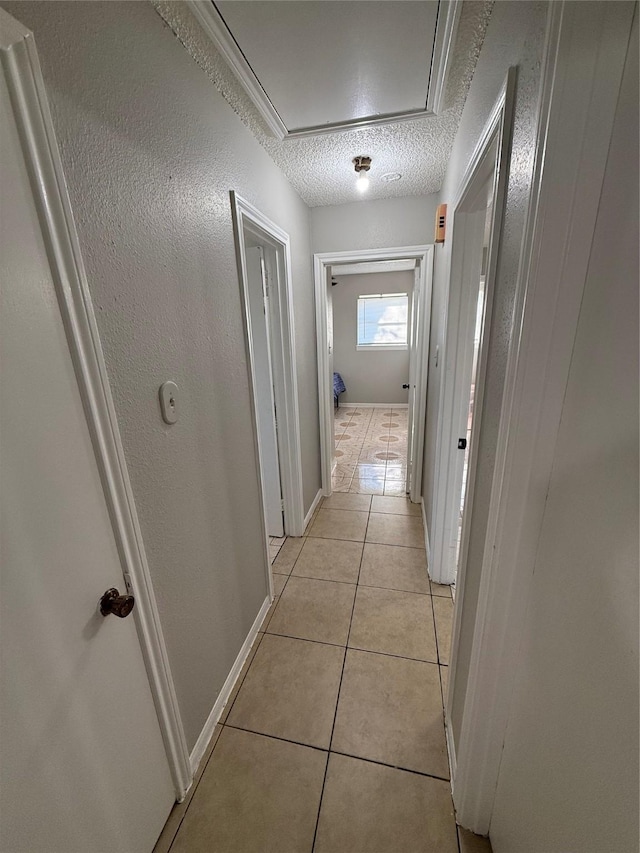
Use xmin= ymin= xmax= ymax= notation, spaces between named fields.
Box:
xmin=332 ymin=407 xmax=410 ymax=496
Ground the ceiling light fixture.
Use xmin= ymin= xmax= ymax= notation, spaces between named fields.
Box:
xmin=353 ymin=156 xmax=372 ymax=193
xmin=381 ymin=172 xmax=402 ymax=183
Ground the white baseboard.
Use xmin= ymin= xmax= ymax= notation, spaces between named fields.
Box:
xmin=189 ymin=594 xmax=270 ymax=774
xmin=338 ymin=402 xmax=409 ymax=409
xmin=420 ymin=497 xmax=432 ymax=568
xmin=304 ymin=489 xmax=323 ymax=530
xmin=446 ymin=719 xmax=457 ymax=791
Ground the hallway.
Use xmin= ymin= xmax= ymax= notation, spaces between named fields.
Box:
xmin=154 ymin=495 xmax=486 ymax=853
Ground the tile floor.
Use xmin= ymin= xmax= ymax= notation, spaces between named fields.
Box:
xmin=155 ymin=496 xmax=491 ymax=853
xmin=332 ymin=406 xmax=409 ymax=496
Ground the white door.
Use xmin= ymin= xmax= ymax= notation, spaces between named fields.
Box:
xmin=244 ymin=246 xmax=284 ymax=537
xmin=406 ymin=266 xmax=421 ymax=495
xmin=0 ymin=43 xmax=175 ymax=853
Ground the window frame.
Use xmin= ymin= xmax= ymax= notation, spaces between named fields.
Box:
xmin=356 ymin=292 xmax=410 ymax=351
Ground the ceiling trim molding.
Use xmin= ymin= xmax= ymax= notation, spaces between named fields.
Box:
xmin=187 ymin=0 xmax=462 ymax=141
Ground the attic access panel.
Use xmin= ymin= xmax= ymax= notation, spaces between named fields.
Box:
xmin=190 ymin=1 xmax=460 ymax=139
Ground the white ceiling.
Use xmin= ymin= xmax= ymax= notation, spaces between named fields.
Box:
xmin=152 ymin=0 xmax=493 ymax=207
xmin=214 ymin=1 xmax=440 ymax=134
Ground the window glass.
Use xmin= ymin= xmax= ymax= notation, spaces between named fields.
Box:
xmin=357 ymin=293 xmax=408 ymax=347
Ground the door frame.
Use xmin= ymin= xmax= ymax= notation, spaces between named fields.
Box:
xmin=445 ymin=1 xmax=635 ymax=832
xmin=313 ymin=245 xmax=433 ymax=502
xmin=0 ymin=8 xmax=191 ymax=800
xmin=230 ymin=192 xmax=306 ymax=548
xmin=430 ymin=67 xmax=516 ymax=591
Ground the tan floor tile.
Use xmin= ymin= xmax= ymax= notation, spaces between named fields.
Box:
xmin=153 ymin=726 xmax=223 ymax=853
xmin=440 ymin=665 xmax=449 ymax=707
xmin=371 ymin=495 xmax=421 ymax=516
xmin=383 ymin=480 xmax=408 ymax=496
xmin=366 ymin=512 xmax=425 ymax=548
xmin=322 ymin=493 xmax=371 ymax=512
xmin=219 ymin=633 xmax=264 ymax=724
xmin=271 ymin=537 xmax=304 ymax=575
xmin=331 ymin=479 xmax=351 ymax=493
xmin=359 ymin=543 xmax=430 ymax=594
xmin=267 ymin=576 xmax=356 ymax=645
xmin=430 ymin=579 xmax=453 ymax=598
xmin=349 ymin=586 xmax=437 ymax=662
xmin=433 ymin=596 xmax=454 ymax=665
xmin=292 ymin=537 xmax=363 ymax=584
xmin=332 ymin=650 xmax=449 ymax=778
xmin=384 ymin=465 xmax=408 ymax=480
xmin=227 ymin=634 xmax=344 ymax=748
xmin=355 ymin=463 xmax=387 ymax=477
xmin=315 ymin=753 xmax=458 ymax=853
xmin=272 ymin=572 xmax=288 ymax=596
xmin=349 ymin=478 xmax=385 ymax=495
xmin=308 ymin=508 xmax=369 ymax=541
xmin=169 ymin=727 xmax=326 ymax=853
xmin=458 ymin=826 xmax=494 ymax=852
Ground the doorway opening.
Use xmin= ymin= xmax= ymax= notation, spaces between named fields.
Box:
xmin=231 ymin=193 xmax=305 ymax=564
xmin=314 ymin=246 xmax=433 ymax=504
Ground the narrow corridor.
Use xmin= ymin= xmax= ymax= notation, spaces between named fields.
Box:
xmin=155 ymin=495 xmax=489 ymax=853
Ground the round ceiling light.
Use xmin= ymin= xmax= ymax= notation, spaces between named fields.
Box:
xmin=381 ymin=172 xmax=402 ymax=183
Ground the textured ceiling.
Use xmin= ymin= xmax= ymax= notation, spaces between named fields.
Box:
xmin=152 ymin=1 xmax=493 ymax=208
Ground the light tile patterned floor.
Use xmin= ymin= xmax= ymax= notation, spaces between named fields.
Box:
xmin=155 ymin=498 xmax=491 ymax=853
xmin=332 ymin=406 xmax=409 ymax=496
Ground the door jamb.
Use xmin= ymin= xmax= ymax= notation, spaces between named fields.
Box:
xmin=430 ymin=69 xmax=516 ymax=590
xmin=0 ymin=9 xmax=191 ymax=800
xmin=230 ymin=193 xmax=306 ymax=543
xmin=313 ymin=246 xmax=433 ymax=501
xmin=447 ymin=1 xmax=634 ymax=832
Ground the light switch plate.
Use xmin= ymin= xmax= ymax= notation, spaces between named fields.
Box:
xmin=159 ymin=381 xmax=179 ymax=424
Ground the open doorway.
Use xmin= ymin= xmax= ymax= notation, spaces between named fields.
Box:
xmin=329 ymin=263 xmax=414 ymax=496
xmin=231 ymin=193 xmax=306 ymax=564
xmin=314 ymin=246 xmax=433 ymax=503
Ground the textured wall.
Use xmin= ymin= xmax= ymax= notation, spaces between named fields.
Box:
xmin=332 ymin=271 xmax=413 ymax=405
xmin=3 ymin=0 xmax=319 ymax=750
xmin=415 ymin=1 xmax=549 ymax=752
xmin=490 ymin=12 xmax=639 ymax=849
xmin=310 ymin=195 xmax=439 ymax=254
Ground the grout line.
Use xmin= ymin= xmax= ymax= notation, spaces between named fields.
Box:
xmin=222 ymin=722 xmax=330 ymax=754
xmin=310 ymin=508 xmax=368 ymax=852
xmin=328 ymin=749 xmax=451 ymax=783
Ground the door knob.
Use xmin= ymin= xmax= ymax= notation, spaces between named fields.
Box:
xmin=100 ymin=587 xmax=135 ymax=618
xmin=402 ymin=384 xmax=410 ymax=389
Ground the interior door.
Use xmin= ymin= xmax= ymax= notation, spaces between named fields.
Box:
xmin=405 ymin=266 xmax=421 ymax=495
xmin=0 ymin=53 xmax=175 ymax=853
xmin=244 ymin=245 xmax=284 ymax=537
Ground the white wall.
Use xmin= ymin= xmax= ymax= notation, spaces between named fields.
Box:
xmin=3 ymin=0 xmax=320 ymax=751
xmin=332 ymin=271 xmax=413 ymax=405
xmin=490 ymin=12 xmax=639 ymax=850
xmin=310 ymin=194 xmax=439 ymax=254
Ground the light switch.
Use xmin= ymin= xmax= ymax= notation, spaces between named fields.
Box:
xmin=159 ymin=381 xmax=179 ymax=424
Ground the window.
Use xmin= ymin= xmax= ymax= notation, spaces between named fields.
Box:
xmin=357 ymin=293 xmax=409 ymax=350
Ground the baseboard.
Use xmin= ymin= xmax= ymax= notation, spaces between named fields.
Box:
xmin=304 ymin=489 xmax=323 ymax=530
xmin=446 ymin=719 xmax=457 ymax=792
xmin=189 ymin=594 xmax=270 ymax=774
xmin=420 ymin=497 xmax=432 ymax=567
xmin=339 ymin=402 xmax=409 ymax=409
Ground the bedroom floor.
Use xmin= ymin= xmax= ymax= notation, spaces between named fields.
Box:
xmin=154 ymin=495 xmax=490 ymax=853
xmin=332 ymin=406 xmax=408 ymax=496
